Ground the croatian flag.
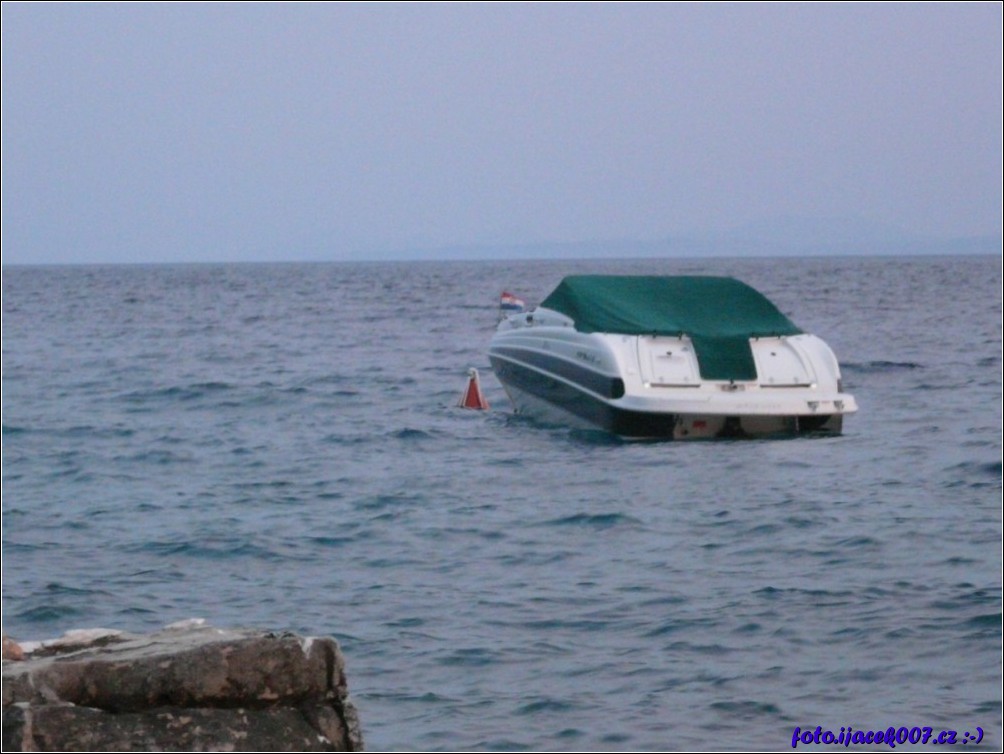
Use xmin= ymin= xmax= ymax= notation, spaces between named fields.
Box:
xmin=500 ymin=291 xmax=526 ymax=312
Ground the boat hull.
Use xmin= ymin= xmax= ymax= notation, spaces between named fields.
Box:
xmin=489 ymin=347 xmax=845 ymax=440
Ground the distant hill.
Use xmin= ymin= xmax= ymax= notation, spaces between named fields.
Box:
xmin=392 ymin=219 xmax=1001 ymax=262
xmin=290 ymin=215 xmax=1002 ymax=263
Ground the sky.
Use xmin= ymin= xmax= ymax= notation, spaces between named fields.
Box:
xmin=2 ymin=2 xmax=1001 ymax=265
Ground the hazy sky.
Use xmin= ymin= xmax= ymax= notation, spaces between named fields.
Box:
xmin=2 ymin=2 xmax=1001 ymax=264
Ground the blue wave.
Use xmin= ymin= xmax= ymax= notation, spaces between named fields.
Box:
xmin=842 ymin=360 xmax=923 ymax=372
xmin=540 ymin=512 xmax=642 ymax=528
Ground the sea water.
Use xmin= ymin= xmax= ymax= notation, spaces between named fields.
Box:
xmin=2 ymin=255 xmax=1001 ymax=751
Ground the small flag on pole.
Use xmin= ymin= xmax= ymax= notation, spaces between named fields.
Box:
xmin=499 ymin=291 xmax=526 ymax=312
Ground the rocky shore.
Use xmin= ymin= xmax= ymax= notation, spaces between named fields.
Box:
xmin=2 ymin=620 xmax=363 ymax=752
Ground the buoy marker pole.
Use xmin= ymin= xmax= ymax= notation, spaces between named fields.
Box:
xmin=459 ymin=367 xmax=490 ymax=410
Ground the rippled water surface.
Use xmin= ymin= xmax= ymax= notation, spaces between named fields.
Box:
xmin=3 ymin=255 xmax=1001 ymax=750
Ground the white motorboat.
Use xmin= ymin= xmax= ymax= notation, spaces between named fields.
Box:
xmin=487 ymin=275 xmax=857 ymax=439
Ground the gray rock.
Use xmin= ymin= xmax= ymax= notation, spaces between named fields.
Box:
xmin=2 ymin=622 xmax=363 ymax=752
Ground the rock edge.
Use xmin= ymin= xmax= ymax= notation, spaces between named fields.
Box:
xmin=2 ymin=621 xmax=363 ymax=752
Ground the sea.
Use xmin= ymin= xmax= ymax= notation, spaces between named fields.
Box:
xmin=2 ymin=254 xmax=1001 ymax=751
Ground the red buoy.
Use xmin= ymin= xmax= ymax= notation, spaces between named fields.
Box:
xmin=458 ymin=368 xmax=490 ymax=410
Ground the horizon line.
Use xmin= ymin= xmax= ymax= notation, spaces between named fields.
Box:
xmin=3 ymin=247 xmax=1001 ymax=270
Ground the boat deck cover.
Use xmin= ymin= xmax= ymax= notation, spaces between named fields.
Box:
xmin=540 ymin=275 xmax=803 ymax=381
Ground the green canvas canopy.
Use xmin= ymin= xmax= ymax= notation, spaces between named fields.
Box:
xmin=540 ymin=275 xmax=803 ymax=381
